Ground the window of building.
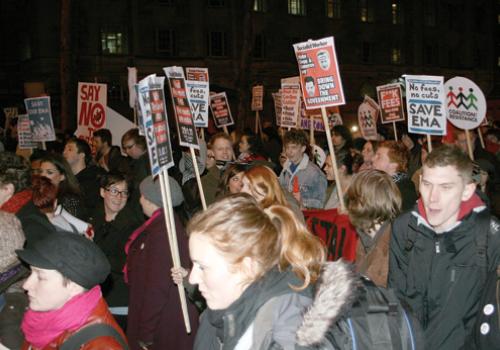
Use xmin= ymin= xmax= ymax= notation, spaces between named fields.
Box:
xmin=362 ymin=42 xmax=371 ymax=62
xmin=391 ymin=47 xmax=402 ymax=64
xmin=253 ymin=34 xmax=266 ymax=58
xmin=424 ymin=0 xmax=436 ymax=26
xmin=359 ymin=0 xmax=374 ymax=22
xmin=253 ymin=0 xmax=267 ymax=12
xmin=326 ymin=0 xmax=341 ymax=19
xmin=156 ymin=29 xmax=176 ymax=56
xmin=207 ymin=31 xmax=228 ymax=57
xmin=288 ymin=0 xmax=306 ymax=16
xmin=391 ymin=0 xmax=403 ymax=24
xmin=207 ymin=0 xmax=225 ymax=7
xmin=101 ymin=31 xmax=126 ymax=54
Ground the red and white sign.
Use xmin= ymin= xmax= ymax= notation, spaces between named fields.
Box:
xmin=209 ymin=92 xmax=234 ymax=128
xmin=293 ymin=36 xmax=345 ymax=109
xmin=376 ymin=83 xmax=405 ymax=124
xmin=76 ymin=82 xmax=107 ymax=145
xmin=186 ymin=67 xmax=209 ymax=82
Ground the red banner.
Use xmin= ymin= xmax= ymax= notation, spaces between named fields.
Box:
xmin=303 ymin=208 xmax=358 ymax=262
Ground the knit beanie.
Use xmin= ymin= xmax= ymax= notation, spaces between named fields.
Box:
xmin=139 ymin=176 xmax=184 ymax=208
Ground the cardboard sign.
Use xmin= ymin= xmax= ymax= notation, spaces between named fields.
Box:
xmin=251 ymin=85 xmax=264 ymax=111
xmin=185 ymin=80 xmax=209 ymax=128
xmin=17 ymin=114 xmax=36 ymax=149
xmin=185 ymin=67 xmax=210 ymax=128
xmin=137 ymin=75 xmax=174 ymax=176
xmin=280 ymin=82 xmax=301 ymax=128
xmin=185 ymin=67 xmax=209 ymax=82
xmin=164 ymin=66 xmax=200 ymax=149
xmin=76 ymin=82 xmax=107 ymax=143
xmin=209 ymin=92 xmax=234 ymax=128
xmin=293 ymin=36 xmax=345 ymax=109
xmin=405 ymin=75 xmax=446 ymax=136
xmin=272 ymin=91 xmax=282 ymax=126
xmin=358 ymin=95 xmax=379 ymax=140
xmin=445 ymin=76 xmax=486 ymax=130
xmin=303 ymin=208 xmax=358 ymax=262
xmin=376 ymin=83 xmax=405 ymax=124
xmin=24 ymin=96 xmax=56 ymax=142
xmin=299 ymin=104 xmax=342 ymax=132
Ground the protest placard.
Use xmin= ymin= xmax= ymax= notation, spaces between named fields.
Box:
xmin=272 ymin=91 xmax=282 ymax=127
xmin=293 ymin=36 xmax=345 ymax=110
xmin=24 ymin=96 xmax=56 ymax=142
xmin=186 ymin=67 xmax=209 ymax=82
xmin=185 ymin=80 xmax=209 ymax=128
xmin=17 ymin=114 xmax=36 ymax=149
xmin=137 ymin=78 xmax=191 ymax=334
xmin=303 ymin=208 xmax=358 ymax=262
xmin=280 ymin=82 xmax=301 ymax=129
xmin=137 ymin=75 xmax=174 ymax=176
xmin=134 ymin=84 xmax=145 ymax=135
xmin=251 ymin=85 xmax=264 ymax=111
xmin=209 ymin=92 xmax=234 ymax=128
xmin=75 ymin=82 xmax=107 ymax=144
xmin=299 ymin=104 xmax=342 ymax=132
xmin=445 ymin=77 xmax=486 ymax=130
xmin=405 ymin=75 xmax=446 ymax=136
xmin=376 ymin=83 xmax=405 ymax=124
xmin=164 ymin=66 xmax=200 ymax=149
xmin=357 ymin=95 xmax=379 ymax=141
xmin=185 ymin=67 xmax=210 ymax=128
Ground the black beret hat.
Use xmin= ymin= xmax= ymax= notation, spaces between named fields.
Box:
xmin=16 ymin=232 xmax=110 ymax=289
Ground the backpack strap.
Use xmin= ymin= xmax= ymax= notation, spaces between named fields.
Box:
xmin=60 ymin=323 xmax=128 ymax=350
xmin=474 ymin=209 xmax=490 ymax=286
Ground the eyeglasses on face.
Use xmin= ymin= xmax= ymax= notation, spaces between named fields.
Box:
xmin=105 ymin=187 xmax=129 ymax=198
xmin=122 ymin=143 xmax=136 ymax=150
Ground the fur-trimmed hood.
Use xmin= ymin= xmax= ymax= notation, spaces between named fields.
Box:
xmin=297 ymin=260 xmax=360 ymax=347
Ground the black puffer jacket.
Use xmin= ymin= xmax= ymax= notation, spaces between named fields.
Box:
xmin=388 ymin=196 xmax=500 ymax=350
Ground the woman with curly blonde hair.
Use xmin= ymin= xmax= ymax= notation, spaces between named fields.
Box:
xmin=187 ymin=193 xmax=325 ymax=350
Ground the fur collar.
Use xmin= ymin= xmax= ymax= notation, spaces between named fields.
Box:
xmin=297 ymin=260 xmax=360 ymax=347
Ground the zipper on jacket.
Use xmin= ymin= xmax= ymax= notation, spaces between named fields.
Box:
xmin=435 ymin=240 xmax=440 ymax=254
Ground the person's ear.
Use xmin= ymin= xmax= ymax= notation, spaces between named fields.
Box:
xmin=300 ymin=145 xmax=306 ymax=154
xmin=241 ymin=256 xmax=259 ymax=280
xmin=461 ymin=182 xmax=477 ymax=202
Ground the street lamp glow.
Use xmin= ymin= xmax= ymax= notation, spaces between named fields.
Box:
xmin=351 ymin=125 xmax=359 ymax=133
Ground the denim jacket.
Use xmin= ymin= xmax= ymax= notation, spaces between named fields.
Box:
xmin=279 ymin=154 xmax=327 ymax=209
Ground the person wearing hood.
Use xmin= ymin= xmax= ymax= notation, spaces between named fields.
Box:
xmin=388 ymin=144 xmax=500 ymax=350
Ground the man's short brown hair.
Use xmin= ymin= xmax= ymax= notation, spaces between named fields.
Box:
xmin=283 ymin=129 xmax=308 ymax=147
xmin=424 ymin=144 xmax=474 ymax=183
xmin=379 ymin=140 xmax=409 ymax=173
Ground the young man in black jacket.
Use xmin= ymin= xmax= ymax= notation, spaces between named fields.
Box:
xmin=388 ymin=144 xmax=500 ymax=350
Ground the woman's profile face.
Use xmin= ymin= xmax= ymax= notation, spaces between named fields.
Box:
xmin=228 ymin=172 xmax=244 ymax=194
xmin=40 ymin=161 xmax=65 ymax=187
xmin=240 ymin=176 xmax=265 ymax=203
xmin=239 ymin=136 xmax=250 ymax=154
xmin=362 ymin=142 xmax=374 ymax=162
xmin=188 ymin=234 xmax=250 ymax=310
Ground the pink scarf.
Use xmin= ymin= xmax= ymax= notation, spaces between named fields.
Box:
xmin=123 ymin=208 xmax=162 ymax=283
xmin=21 ymin=285 xmax=102 ymax=349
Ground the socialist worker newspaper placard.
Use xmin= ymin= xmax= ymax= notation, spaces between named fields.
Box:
xmin=293 ymin=37 xmax=345 ymax=110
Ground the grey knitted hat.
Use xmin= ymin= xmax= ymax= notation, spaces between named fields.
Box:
xmin=139 ymin=176 xmax=184 ymax=208
xmin=0 ymin=211 xmax=25 ymax=273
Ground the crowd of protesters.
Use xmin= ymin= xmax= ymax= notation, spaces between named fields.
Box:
xmin=1 ymin=120 xmax=500 ymax=350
